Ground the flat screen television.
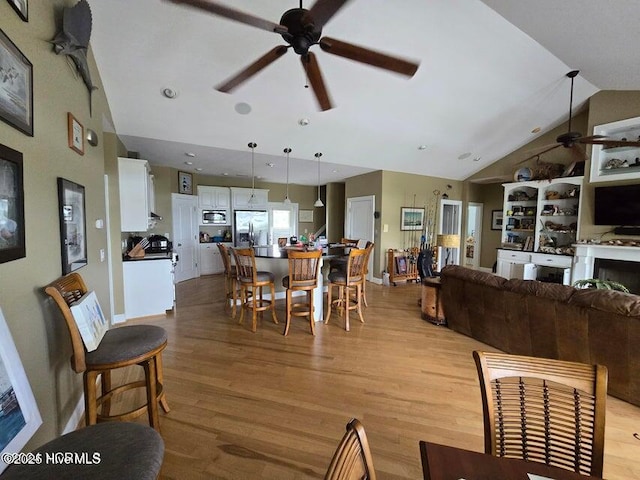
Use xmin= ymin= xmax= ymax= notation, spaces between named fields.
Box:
xmin=594 ymin=184 xmax=640 ymax=226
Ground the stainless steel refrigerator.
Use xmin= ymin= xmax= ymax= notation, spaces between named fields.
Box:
xmin=234 ymin=210 xmax=269 ymax=247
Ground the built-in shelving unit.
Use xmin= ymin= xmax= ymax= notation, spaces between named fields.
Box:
xmin=590 ymin=116 xmax=640 ymax=183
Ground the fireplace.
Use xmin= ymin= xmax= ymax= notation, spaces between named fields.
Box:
xmin=594 ymin=258 xmax=640 ymax=294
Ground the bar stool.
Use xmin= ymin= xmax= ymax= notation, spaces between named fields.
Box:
xmin=361 ymin=242 xmax=374 ymax=307
xmin=328 ymin=238 xmax=359 ymax=273
xmin=282 ymin=249 xmax=322 ymax=335
xmin=325 ymin=247 xmax=368 ymax=332
xmin=0 ymin=422 xmax=164 ymax=480
xmin=231 ymin=247 xmax=279 ymax=333
xmin=44 ymin=273 xmax=169 ymax=431
xmin=217 ymin=242 xmax=240 ymax=318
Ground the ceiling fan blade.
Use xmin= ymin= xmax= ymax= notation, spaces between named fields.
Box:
xmin=216 ymin=46 xmax=288 ymax=92
xmin=319 ymin=37 xmax=419 ymax=77
xmin=515 ymin=144 xmax=562 ymax=165
xmin=581 ymin=137 xmax=640 ymax=148
xmin=167 ymin=0 xmax=287 ymax=34
xmin=302 ymin=52 xmax=333 ymax=111
xmin=305 ymin=0 xmax=351 ymax=29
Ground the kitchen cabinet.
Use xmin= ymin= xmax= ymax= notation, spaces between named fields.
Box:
xmin=118 ymin=157 xmax=151 ymax=232
xmin=199 ymin=242 xmax=225 ymax=275
xmin=590 ymin=115 xmax=640 ymax=183
xmin=123 ymin=259 xmax=174 ymax=319
xmin=230 ymin=187 xmax=269 ymax=210
xmin=198 ymin=186 xmax=230 ymax=209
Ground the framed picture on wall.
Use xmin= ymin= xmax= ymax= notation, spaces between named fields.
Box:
xmin=400 ymin=207 xmax=425 ymax=231
xmin=491 ymin=210 xmax=503 ymax=230
xmin=67 ymin=112 xmax=84 ymax=155
xmin=6 ymin=0 xmax=28 ymax=22
xmin=0 ymin=307 xmax=42 ymax=473
xmin=0 ymin=143 xmax=25 ymax=264
xmin=178 ymin=171 xmax=193 ymax=194
xmin=0 ymin=28 xmax=33 ymax=136
xmin=57 ymin=177 xmax=88 ymax=274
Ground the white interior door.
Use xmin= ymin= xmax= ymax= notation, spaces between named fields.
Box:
xmin=346 ymin=195 xmax=375 ymax=279
xmin=172 ymin=193 xmax=198 ymax=283
xmin=437 ymin=199 xmax=462 ymax=271
xmin=464 ymin=202 xmax=483 ymax=269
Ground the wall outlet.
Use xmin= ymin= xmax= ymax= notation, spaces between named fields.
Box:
xmin=100 ymin=249 xmax=105 ymax=262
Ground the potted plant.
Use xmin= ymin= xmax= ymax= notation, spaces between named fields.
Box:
xmin=573 ymin=279 xmax=630 ymax=293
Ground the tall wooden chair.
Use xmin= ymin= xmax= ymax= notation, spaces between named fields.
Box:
xmin=44 ymin=272 xmax=170 ymax=431
xmin=325 ymin=247 xmax=367 ymax=332
xmin=282 ymin=249 xmax=322 ymax=336
xmin=232 ymin=247 xmax=279 ymax=333
xmin=329 ymin=238 xmax=359 ymax=273
xmin=473 ymin=350 xmax=608 ymax=477
xmin=361 ymin=242 xmax=374 ymax=307
xmin=217 ymin=242 xmax=238 ymax=318
xmin=324 ymin=418 xmax=377 ymax=480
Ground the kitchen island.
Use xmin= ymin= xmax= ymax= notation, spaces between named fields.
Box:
xmin=122 ymin=253 xmax=175 ymax=319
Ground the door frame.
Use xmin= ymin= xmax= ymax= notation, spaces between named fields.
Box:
xmin=464 ymin=202 xmax=483 ymax=269
xmin=346 ymin=195 xmax=375 ymax=281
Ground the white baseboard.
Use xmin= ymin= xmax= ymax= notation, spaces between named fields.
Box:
xmin=112 ymin=313 xmax=127 ymax=325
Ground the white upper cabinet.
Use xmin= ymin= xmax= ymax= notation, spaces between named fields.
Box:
xmin=198 ymin=186 xmax=230 ymax=209
xmin=118 ymin=157 xmax=150 ymax=232
xmin=230 ymin=187 xmax=269 ymax=210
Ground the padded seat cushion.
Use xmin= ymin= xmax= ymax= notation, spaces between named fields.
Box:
xmin=1 ymin=422 xmax=164 ymax=480
xmin=85 ymin=325 xmax=167 ymax=367
xmin=239 ymin=271 xmax=275 ymax=284
xmin=282 ymin=276 xmax=316 ymax=288
xmin=328 ymin=271 xmax=362 ymax=284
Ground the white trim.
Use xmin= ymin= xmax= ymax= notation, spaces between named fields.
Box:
xmin=62 ymin=393 xmax=85 ymax=434
xmin=111 ymin=313 xmax=127 ymax=324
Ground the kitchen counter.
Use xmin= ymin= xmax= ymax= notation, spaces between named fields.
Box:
xmin=252 ymin=245 xmax=346 ymax=259
xmin=123 ymin=252 xmax=173 ymax=261
xmin=123 ymin=258 xmax=174 ymax=319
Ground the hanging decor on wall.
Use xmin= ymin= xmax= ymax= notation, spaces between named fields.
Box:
xmin=67 ymin=112 xmax=84 ymax=155
xmin=0 ymin=143 xmax=25 ymax=264
xmin=0 ymin=28 xmax=33 ymax=136
xmin=6 ymin=0 xmax=28 ymax=22
xmin=57 ymin=177 xmax=88 ymax=274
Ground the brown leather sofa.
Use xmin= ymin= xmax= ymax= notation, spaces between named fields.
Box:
xmin=439 ymin=265 xmax=640 ymax=407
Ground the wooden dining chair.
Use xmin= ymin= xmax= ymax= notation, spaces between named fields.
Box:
xmin=44 ymin=272 xmax=170 ymax=431
xmin=361 ymin=242 xmax=374 ymax=307
xmin=282 ymin=249 xmax=322 ymax=336
xmin=231 ymin=247 xmax=278 ymax=333
xmin=473 ymin=350 xmax=608 ymax=477
xmin=325 ymin=247 xmax=367 ymax=332
xmin=324 ymin=418 xmax=377 ymax=480
xmin=329 ymin=238 xmax=359 ymax=273
xmin=217 ymin=242 xmax=239 ymax=318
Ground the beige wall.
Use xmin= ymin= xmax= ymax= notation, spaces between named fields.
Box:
xmin=0 ymin=1 xmax=115 ymax=447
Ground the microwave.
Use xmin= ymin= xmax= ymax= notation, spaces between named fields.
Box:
xmin=202 ymin=210 xmax=228 ymax=225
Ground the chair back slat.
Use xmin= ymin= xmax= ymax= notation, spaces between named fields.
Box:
xmin=217 ymin=243 xmax=233 ymax=276
xmin=324 ymin=418 xmax=376 ymax=480
xmin=346 ymin=248 xmax=367 ymax=283
xmin=44 ymin=272 xmax=90 ymax=373
xmin=232 ymin=247 xmax=257 ymax=283
xmin=473 ymin=350 xmax=607 ymax=477
xmin=288 ymin=250 xmax=322 ymax=287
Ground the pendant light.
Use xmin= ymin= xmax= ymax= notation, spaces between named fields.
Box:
xmin=247 ymin=142 xmax=257 ymax=205
xmin=283 ymin=147 xmax=292 ymax=204
xmin=314 ymin=152 xmax=324 ymax=207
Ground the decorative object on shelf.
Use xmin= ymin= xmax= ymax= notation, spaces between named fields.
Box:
xmin=491 ymin=210 xmax=503 ymax=230
xmin=573 ymin=278 xmax=629 ymax=293
xmin=178 ymin=171 xmax=193 ymax=194
xmin=283 ymin=147 xmax=292 ymax=204
xmin=67 ymin=112 xmax=84 ymax=155
xmin=0 ymin=307 xmax=42 ymax=474
xmin=314 ymin=152 xmax=324 ymax=207
xmin=590 ymin=115 xmax=640 ymax=183
xmin=57 ymin=177 xmax=87 ymax=274
xmin=6 ymin=0 xmax=28 ymax=21
xmin=0 ymin=28 xmax=33 ymax=136
xmin=400 ymin=207 xmax=425 ymax=231
xmin=51 ymin=0 xmax=97 ymax=113
xmin=514 ymin=167 xmax=532 ymax=182
xmin=0 ymin=144 xmax=25 ymax=264
xmin=396 ymin=255 xmax=408 ymax=274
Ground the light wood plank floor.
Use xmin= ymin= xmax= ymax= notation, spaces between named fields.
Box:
xmin=121 ymin=275 xmax=640 ymax=479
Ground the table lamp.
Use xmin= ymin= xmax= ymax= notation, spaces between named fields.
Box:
xmin=436 ymin=234 xmax=460 ymax=267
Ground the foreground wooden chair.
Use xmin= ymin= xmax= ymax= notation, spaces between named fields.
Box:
xmin=1 ymin=422 xmax=164 ymax=479
xmin=217 ymin=242 xmax=239 ymax=318
xmin=325 ymin=247 xmax=367 ymax=332
xmin=473 ymin=350 xmax=607 ymax=477
xmin=44 ymin=273 xmax=169 ymax=431
xmin=282 ymin=249 xmax=322 ymax=336
xmin=361 ymin=242 xmax=374 ymax=307
xmin=232 ymin=247 xmax=278 ymax=332
xmin=324 ymin=418 xmax=377 ymax=480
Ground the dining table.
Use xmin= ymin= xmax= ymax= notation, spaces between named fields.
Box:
xmin=419 ymin=441 xmax=603 ymax=480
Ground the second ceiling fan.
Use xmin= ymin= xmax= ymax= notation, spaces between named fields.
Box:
xmin=168 ymin=0 xmax=420 ymax=110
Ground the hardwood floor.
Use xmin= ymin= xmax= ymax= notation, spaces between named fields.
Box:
xmin=121 ymin=275 xmax=640 ymax=479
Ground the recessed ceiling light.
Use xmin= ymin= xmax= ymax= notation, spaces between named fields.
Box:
xmin=185 ymin=152 xmax=196 ymax=157
xmin=418 ymin=145 xmax=428 ymax=150
xmin=162 ymin=87 xmax=178 ymax=99
xmin=223 ymin=173 xmax=229 ymax=176
xmin=458 ymin=152 xmax=472 ymax=160
xmin=266 ymin=162 xmax=274 ymax=167
xmin=531 ymin=127 xmax=541 ymax=134
xmin=332 ymin=169 xmax=338 ymax=173
xmin=195 ymin=167 xmax=203 ymax=171
xmin=234 ymin=102 xmax=252 ymax=115
xmin=184 ymin=161 xmax=193 ymax=165
xmin=473 ymin=157 xmax=481 ymax=162
xmin=298 ymin=118 xmax=310 ymax=126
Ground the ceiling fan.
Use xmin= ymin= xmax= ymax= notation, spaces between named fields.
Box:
xmin=519 ymin=70 xmax=640 ymax=163
xmin=167 ymin=0 xmax=419 ymax=111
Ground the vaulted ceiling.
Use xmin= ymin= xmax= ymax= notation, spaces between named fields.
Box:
xmin=89 ymin=0 xmax=640 ymax=185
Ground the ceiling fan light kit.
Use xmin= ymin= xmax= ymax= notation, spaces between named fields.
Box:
xmin=284 ymin=147 xmax=292 ymax=204
xmin=170 ymin=0 xmax=419 ymax=111
xmin=248 ymin=142 xmax=257 ymax=204
xmin=314 ymin=151 xmax=324 ymax=207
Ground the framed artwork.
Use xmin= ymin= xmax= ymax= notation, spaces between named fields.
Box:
xmin=491 ymin=210 xmax=503 ymax=230
xmin=57 ymin=177 xmax=87 ymax=274
xmin=70 ymin=291 xmax=108 ymax=352
xmin=0 ymin=143 xmax=25 ymax=264
xmin=299 ymin=209 xmax=313 ymax=222
xmin=395 ymin=255 xmax=408 ymax=274
xmin=67 ymin=112 xmax=84 ymax=155
xmin=6 ymin=0 xmax=28 ymax=22
xmin=400 ymin=207 xmax=425 ymax=231
xmin=0 ymin=307 xmax=42 ymax=473
xmin=178 ymin=171 xmax=193 ymax=194
xmin=0 ymin=28 xmax=33 ymax=136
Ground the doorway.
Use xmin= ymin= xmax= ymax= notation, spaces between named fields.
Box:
xmin=437 ymin=199 xmax=462 ymax=271
xmin=346 ymin=195 xmax=375 ymax=280
xmin=172 ymin=193 xmax=198 ymax=283
xmin=464 ymin=202 xmax=483 ymax=269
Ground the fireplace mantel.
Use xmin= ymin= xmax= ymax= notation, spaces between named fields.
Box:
xmin=572 ymin=243 xmax=640 ymax=283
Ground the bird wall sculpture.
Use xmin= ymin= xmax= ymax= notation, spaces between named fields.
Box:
xmin=51 ymin=0 xmax=97 ymax=114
